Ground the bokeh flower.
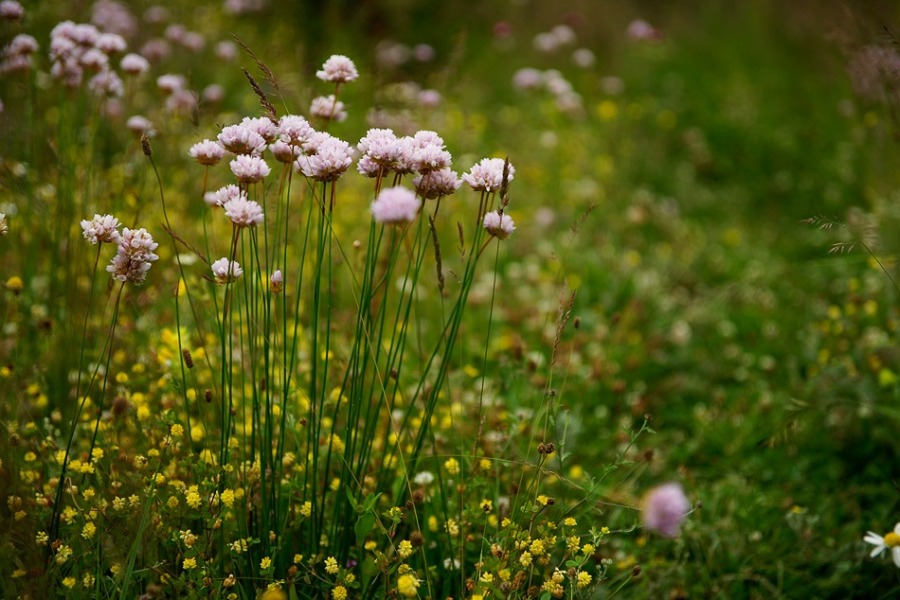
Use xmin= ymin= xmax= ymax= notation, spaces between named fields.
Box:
xmin=371 ymin=186 xmax=421 ymax=224
xmin=642 ymin=482 xmax=689 ymax=538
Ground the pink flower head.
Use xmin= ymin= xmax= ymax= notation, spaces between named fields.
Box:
xmin=413 ymin=168 xmax=461 ymax=199
xmin=208 ymin=184 xmax=245 ymax=207
xmin=230 ymin=155 xmax=270 ymax=183
xmin=156 ymin=73 xmax=186 ymax=95
xmin=295 ymin=133 xmax=353 ymax=182
xmin=278 ymin=115 xmax=315 ymax=147
xmin=81 ymin=214 xmax=120 ymax=244
xmin=126 ymin=115 xmax=153 ymax=134
xmin=641 ymin=483 xmax=689 ymax=538
xmin=316 ymin=54 xmax=358 ymax=84
xmin=371 ymin=186 xmax=421 ymax=224
xmin=211 ymin=257 xmax=242 ymax=284
xmin=240 ymin=116 xmax=279 ymax=143
xmin=463 ymin=158 xmax=515 ymax=192
xmin=310 ymin=95 xmax=347 ymax=122
xmin=223 ymin=197 xmax=264 ymax=227
xmin=189 ymin=139 xmax=225 ymax=166
xmin=95 ymin=33 xmax=127 ymax=54
xmin=120 ymin=53 xmax=149 ymax=76
xmin=483 ymin=211 xmax=515 ymax=239
xmin=106 ymin=227 xmax=159 ymax=284
xmin=6 ymin=34 xmax=39 ymax=56
xmin=89 ymin=70 xmax=124 ymax=98
xmin=0 ymin=1 xmax=24 ymax=21
xmin=218 ymin=123 xmax=267 ymax=156
xmin=358 ymin=128 xmax=401 ymax=169
xmin=513 ymin=68 xmax=542 ymax=91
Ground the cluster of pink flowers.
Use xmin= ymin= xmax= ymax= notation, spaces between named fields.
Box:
xmin=512 ymin=67 xmax=582 ymax=115
xmin=80 ymin=214 xmax=121 ymax=245
xmin=106 ymin=227 xmax=159 ymax=285
xmin=1 ymin=33 xmax=38 ymax=74
xmin=356 ymin=129 xmax=460 ymax=195
xmin=533 ymin=24 xmax=576 ymax=53
xmin=49 ymin=21 xmax=127 ymax=95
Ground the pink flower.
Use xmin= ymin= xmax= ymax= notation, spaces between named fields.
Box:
xmin=189 ymin=139 xmax=225 ymax=166
xmin=0 ymin=1 xmax=24 ymax=21
xmin=483 ymin=211 xmax=515 ymax=239
xmin=310 ymin=95 xmax=347 ymax=122
xmin=120 ymin=53 xmax=149 ymax=76
xmin=371 ymin=186 xmax=420 ymax=224
xmin=106 ymin=227 xmax=159 ymax=284
xmin=223 ymin=197 xmax=264 ymax=227
xmin=211 ymin=258 xmax=242 ymax=284
xmin=81 ymin=214 xmax=120 ymax=244
xmin=229 ymin=155 xmax=270 ymax=183
xmin=218 ymin=123 xmax=267 ymax=155
xmin=641 ymin=483 xmax=689 ymax=538
xmin=463 ymin=158 xmax=514 ymax=192
xmin=316 ymin=54 xmax=358 ymax=84
xmin=413 ymin=168 xmax=461 ymax=199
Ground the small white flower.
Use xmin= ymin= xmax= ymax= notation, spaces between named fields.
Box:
xmin=413 ymin=471 xmax=434 ymax=486
xmin=864 ymin=523 xmax=900 ymax=567
xmin=316 ymin=54 xmax=358 ymax=84
xmin=211 ymin=257 xmax=243 ymax=284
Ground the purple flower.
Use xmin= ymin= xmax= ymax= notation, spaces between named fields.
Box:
xmin=642 ymin=483 xmax=689 ymax=538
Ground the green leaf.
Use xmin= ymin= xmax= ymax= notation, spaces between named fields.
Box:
xmin=355 ymin=511 xmax=376 ymax=546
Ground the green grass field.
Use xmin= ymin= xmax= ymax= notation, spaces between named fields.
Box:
xmin=2 ymin=1 xmax=900 ymax=598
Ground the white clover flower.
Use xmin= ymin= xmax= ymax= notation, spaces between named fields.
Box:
xmin=211 ymin=257 xmax=243 ymax=284
xmin=413 ymin=168 xmax=461 ymax=199
xmin=413 ymin=471 xmax=434 ymax=485
xmin=81 ymin=214 xmax=120 ymax=244
xmin=316 ymin=54 xmax=358 ymax=84
xmin=106 ymin=227 xmax=158 ymax=284
xmin=229 ymin=155 xmax=270 ymax=183
xmin=218 ymin=123 xmax=267 ymax=156
xmin=189 ymin=139 xmax=225 ymax=166
xmin=295 ymin=133 xmax=353 ymax=182
xmin=864 ymin=523 xmax=900 ymax=567
xmin=463 ymin=158 xmax=514 ymax=192
xmin=483 ymin=210 xmax=515 ymax=239
xmin=223 ymin=197 xmax=264 ymax=227
xmin=310 ymin=95 xmax=347 ymax=122
xmin=120 ymin=53 xmax=149 ymax=75
xmin=371 ymin=186 xmax=421 ymax=224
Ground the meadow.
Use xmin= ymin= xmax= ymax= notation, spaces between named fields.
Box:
xmin=2 ymin=0 xmax=900 ymax=598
